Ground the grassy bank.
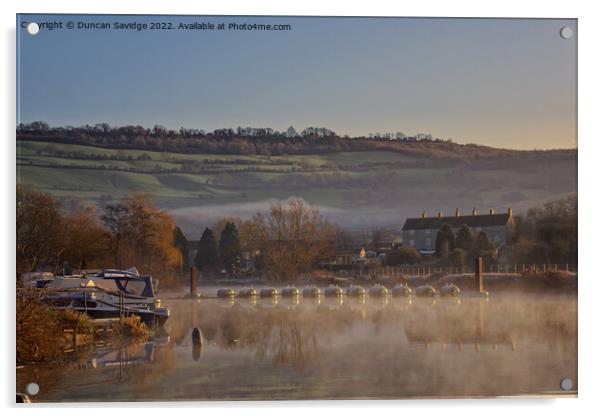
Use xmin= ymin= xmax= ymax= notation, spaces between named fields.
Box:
xmin=16 ymin=288 xmax=153 ymax=363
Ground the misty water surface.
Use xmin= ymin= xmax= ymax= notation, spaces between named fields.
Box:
xmin=16 ymin=292 xmax=577 ymax=401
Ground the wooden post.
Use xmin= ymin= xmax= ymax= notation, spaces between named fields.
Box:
xmin=119 ymin=291 xmax=124 ymax=323
xmin=190 ymin=266 xmax=197 ymax=296
xmin=475 ymin=257 xmax=484 ymax=293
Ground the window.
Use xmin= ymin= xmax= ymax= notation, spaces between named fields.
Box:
xmin=494 ymin=235 xmax=500 ymax=243
xmin=73 ymin=300 xmax=98 ymax=308
xmin=426 ymin=238 xmax=431 ymax=247
xmin=425 ymin=229 xmax=431 ymax=235
xmin=409 ymin=239 xmax=415 ymax=246
xmin=410 ymin=230 xmax=415 ymax=235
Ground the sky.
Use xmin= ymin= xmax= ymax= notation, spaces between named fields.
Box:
xmin=17 ymin=15 xmax=577 ymax=150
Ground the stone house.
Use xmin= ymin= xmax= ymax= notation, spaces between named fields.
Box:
xmin=401 ymin=208 xmax=515 ymax=254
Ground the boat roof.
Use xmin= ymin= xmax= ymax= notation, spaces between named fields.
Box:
xmin=48 ymin=275 xmax=154 ymax=298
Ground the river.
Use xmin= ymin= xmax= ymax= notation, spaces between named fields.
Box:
xmin=16 ymin=291 xmax=577 ymax=401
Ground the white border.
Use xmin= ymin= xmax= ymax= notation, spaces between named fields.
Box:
xmin=2 ymin=0 xmax=601 ymax=414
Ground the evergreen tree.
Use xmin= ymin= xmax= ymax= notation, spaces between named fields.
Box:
xmin=450 ymin=248 xmax=466 ymax=267
xmin=435 ymin=223 xmax=455 ymax=258
xmin=476 ymin=231 xmax=492 ymax=253
xmin=386 ymin=246 xmax=422 ymax=266
xmin=475 ymin=231 xmax=496 ymax=265
xmin=455 ymin=224 xmax=475 ymax=252
xmin=172 ymin=226 xmax=190 ymax=272
xmin=219 ymin=222 xmax=242 ymax=275
xmin=194 ymin=228 xmax=219 ymax=271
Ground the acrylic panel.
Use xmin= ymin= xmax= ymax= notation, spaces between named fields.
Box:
xmin=15 ymin=14 xmax=577 ymax=402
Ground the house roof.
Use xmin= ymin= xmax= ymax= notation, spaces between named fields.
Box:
xmin=402 ymin=213 xmax=511 ymax=230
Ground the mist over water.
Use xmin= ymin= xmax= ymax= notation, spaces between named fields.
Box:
xmin=17 ymin=292 xmax=577 ymax=401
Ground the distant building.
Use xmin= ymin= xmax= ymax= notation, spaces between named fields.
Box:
xmin=401 ymin=208 xmax=515 ymax=254
xmin=325 ymin=248 xmax=365 ymax=266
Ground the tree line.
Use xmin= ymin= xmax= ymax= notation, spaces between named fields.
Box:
xmin=16 ymin=121 xmax=565 ymax=160
xmin=193 ymin=198 xmax=335 ymax=281
xmin=17 ymin=186 xmax=183 ymax=284
xmin=17 ymin=183 xmax=577 ymax=283
xmin=17 ymin=186 xmax=335 ymax=284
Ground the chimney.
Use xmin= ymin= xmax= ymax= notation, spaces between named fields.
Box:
xmin=437 ymin=212 xmax=443 ymax=218
xmin=508 ymin=207 xmax=513 ymax=217
xmin=421 ymin=211 xmax=427 ymax=218
xmin=472 ymin=207 xmax=477 ymax=216
xmin=455 ymin=208 xmax=460 ymax=217
xmin=489 ymin=208 xmax=495 ymax=215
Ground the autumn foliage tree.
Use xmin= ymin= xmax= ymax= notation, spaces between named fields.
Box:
xmin=62 ymin=205 xmax=111 ymax=270
xmin=16 ymin=185 xmax=65 ymax=273
xmin=511 ymin=194 xmax=577 ymax=264
xmin=101 ymin=194 xmax=182 ymax=277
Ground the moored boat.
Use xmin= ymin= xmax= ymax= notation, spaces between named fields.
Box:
xmin=302 ymin=286 xmax=321 ymax=297
xmin=415 ymin=285 xmax=437 ymax=297
xmin=324 ymin=285 xmax=343 ymax=297
xmin=346 ymin=285 xmax=366 ymax=297
xmin=259 ymin=287 xmax=278 ymax=298
xmin=440 ymin=283 xmax=461 ymax=297
xmin=368 ymin=285 xmax=389 ymax=297
xmin=281 ymin=286 xmax=300 ymax=297
xmin=43 ymin=269 xmax=170 ymax=327
xmin=392 ymin=284 xmax=413 ymax=297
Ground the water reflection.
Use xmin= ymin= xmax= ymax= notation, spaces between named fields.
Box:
xmin=17 ymin=292 xmax=577 ymax=401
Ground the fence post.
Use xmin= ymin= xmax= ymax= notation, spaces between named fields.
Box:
xmin=475 ymin=257 xmax=484 ymax=293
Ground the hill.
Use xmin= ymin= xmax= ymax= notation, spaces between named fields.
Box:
xmin=16 ymin=138 xmax=577 ymax=237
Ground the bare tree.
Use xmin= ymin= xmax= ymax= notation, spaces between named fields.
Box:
xmin=249 ymin=198 xmax=334 ymax=281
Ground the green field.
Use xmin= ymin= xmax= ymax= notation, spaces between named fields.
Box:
xmin=16 ymin=140 xmax=577 ymax=233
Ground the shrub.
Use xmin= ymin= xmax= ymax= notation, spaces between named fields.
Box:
xmin=386 ymin=246 xmax=422 ymax=266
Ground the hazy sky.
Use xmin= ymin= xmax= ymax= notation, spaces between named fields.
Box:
xmin=17 ymin=15 xmax=576 ymax=149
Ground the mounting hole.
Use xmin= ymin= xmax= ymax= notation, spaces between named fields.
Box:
xmin=25 ymin=382 xmax=39 ymax=396
xmin=26 ymin=22 xmax=40 ymax=35
xmin=560 ymin=26 xmax=573 ymax=39
xmin=560 ymin=377 xmax=573 ymax=391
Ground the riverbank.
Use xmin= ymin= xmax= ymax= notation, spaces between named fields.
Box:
xmin=16 ymin=291 xmax=154 ymax=364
